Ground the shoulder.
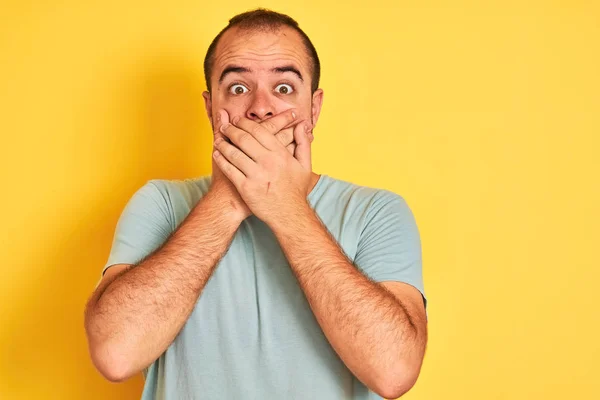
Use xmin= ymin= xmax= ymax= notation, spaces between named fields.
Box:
xmin=145 ymin=175 xmax=212 ymax=207
xmin=147 ymin=175 xmax=211 ymax=198
xmin=319 ymin=175 xmax=412 ymax=218
xmin=138 ymin=176 xmax=212 ymax=228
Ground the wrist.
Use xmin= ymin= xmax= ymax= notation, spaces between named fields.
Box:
xmin=200 ymin=188 xmax=247 ymax=227
xmin=266 ymin=198 xmax=314 ymax=235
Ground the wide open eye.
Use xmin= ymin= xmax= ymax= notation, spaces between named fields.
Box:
xmin=275 ymin=83 xmax=294 ymax=95
xmin=229 ymin=84 xmax=249 ymax=95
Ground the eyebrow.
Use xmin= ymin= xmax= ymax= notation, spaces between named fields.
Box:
xmin=273 ymin=66 xmax=304 ymax=82
xmin=218 ymin=65 xmax=304 ymax=84
xmin=218 ymin=66 xmax=251 ymax=84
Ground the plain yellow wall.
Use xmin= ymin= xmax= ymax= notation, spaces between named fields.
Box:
xmin=1 ymin=1 xmax=598 ymax=399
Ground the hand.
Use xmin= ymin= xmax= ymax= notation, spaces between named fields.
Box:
xmin=209 ymin=109 xmax=310 ymax=221
xmin=212 ymin=109 xmax=314 ymax=226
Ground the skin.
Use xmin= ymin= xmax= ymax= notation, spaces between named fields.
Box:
xmin=83 ymin=113 xmax=307 ymax=384
xmin=202 ymin=26 xmax=323 ymax=220
xmin=207 ymin=26 xmax=428 ymax=398
xmin=84 ymin=24 xmax=427 ymax=399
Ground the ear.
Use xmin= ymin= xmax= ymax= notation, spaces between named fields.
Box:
xmin=202 ymin=91 xmax=213 ymax=128
xmin=311 ymin=89 xmax=324 ymax=126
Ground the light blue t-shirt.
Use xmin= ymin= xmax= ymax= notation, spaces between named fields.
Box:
xmin=98 ymin=173 xmax=426 ymax=400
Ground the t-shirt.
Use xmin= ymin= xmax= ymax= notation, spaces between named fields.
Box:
xmin=97 ymin=173 xmax=426 ymax=400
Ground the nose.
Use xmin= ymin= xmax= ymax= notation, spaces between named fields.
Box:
xmin=245 ymin=88 xmax=275 ymax=121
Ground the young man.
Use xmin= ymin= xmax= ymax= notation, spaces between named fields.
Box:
xmin=85 ymin=8 xmax=427 ymax=400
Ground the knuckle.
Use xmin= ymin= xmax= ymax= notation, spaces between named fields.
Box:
xmin=229 ymin=148 xmax=241 ymax=160
xmin=261 ymin=119 xmax=277 ymax=133
xmin=261 ymin=157 xmax=274 ymax=169
xmin=251 ymin=124 xmax=264 ymax=136
xmin=240 ymin=179 xmax=252 ymax=193
xmin=275 ymin=129 xmax=292 ymax=145
xmin=218 ymin=159 xmax=229 ymax=172
xmin=263 ymin=155 xmax=281 ymax=169
xmin=239 ymin=131 xmax=252 ymax=144
xmin=274 ymin=131 xmax=287 ymax=145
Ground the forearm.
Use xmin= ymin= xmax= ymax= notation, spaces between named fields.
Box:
xmin=85 ymin=189 xmax=243 ymax=381
xmin=270 ymin=204 xmax=425 ymax=398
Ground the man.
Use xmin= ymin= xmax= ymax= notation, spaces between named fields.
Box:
xmin=84 ymin=8 xmax=427 ymax=400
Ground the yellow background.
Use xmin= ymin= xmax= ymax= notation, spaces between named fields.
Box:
xmin=1 ymin=0 xmax=598 ymax=399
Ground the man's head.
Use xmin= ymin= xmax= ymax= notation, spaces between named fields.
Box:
xmin=202 ymin=9 xmax=323 ymax=130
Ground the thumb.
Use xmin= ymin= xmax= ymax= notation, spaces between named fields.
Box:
xmin=293 ymin=121 xmax=312 ymax=170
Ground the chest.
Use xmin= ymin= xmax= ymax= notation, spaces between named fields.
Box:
xmin=185 ymin=215 xmax=360 ymax=346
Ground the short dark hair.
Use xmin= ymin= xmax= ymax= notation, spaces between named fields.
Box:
xmin=203 ymin=8 xmax=321 ymax=94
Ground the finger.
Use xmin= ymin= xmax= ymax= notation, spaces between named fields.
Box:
xmin=214 ymin=132 xmax=225 ymax=146
xmin=216 ymin=109 xmax=230 ymax=134
xmin=232 ymin=109 xmax=298 ymax=150
xmin=285 ymin=141 xmax=297 ymax=155
xmin=220 ymin=121 xmax=265 ymax=161
xmin=293 ymin=122 xmax=312 ymax=170
xmin=215 ymin=110 xmax=233 ymax=144
xmin=214 ymin=136 xmax=258 ymax=177
xmin=274 ymin=126 xmax=295 ymax=147
xmin=213 ymin=149 xmax=245 ymax=188
xmin=258 ymin=108 xmax=299 ymax=134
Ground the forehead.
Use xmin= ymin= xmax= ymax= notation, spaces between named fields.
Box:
xmin=212 ymin=26 xmax=310 ymax=76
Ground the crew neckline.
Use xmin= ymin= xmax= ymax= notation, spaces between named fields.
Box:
xmin=307 ymin=173 xmax=328 ymax=205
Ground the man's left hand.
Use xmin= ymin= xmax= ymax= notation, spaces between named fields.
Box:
xmin=213 ymin=109 xmax=313 ymax=226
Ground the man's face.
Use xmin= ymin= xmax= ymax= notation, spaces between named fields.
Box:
xmin=203 ymin=26 xmax=323 ymax=131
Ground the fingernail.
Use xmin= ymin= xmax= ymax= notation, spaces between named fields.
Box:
xmin=232 ymin=116 xmax=240 ymax=124
xmin=215 ymin=137 xmax=223 ymax=145
xmin=291 ymin=111 xmax=297 ymax=119
xmin=220 ymin=123 xmax=228 ymax=133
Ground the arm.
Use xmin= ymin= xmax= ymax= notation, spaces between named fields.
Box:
xmin=269 ymin=203 xmax=427 ymax=399
xmin=84 ymin=187 xmax=244 ymax=382
xmin=211 ymin=110 xmax=426 ymax=397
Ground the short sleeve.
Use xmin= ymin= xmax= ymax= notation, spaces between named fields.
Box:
xmin=353 ymin=191 xmax=426 ymax=308
xmin=95 ymin=180 xmax=173 ymax=289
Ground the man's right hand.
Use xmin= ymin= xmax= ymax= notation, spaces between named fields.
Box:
xmin=209 ymin=108 xmax=310 ymax=222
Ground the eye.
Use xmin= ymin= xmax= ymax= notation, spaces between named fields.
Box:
xmin=229 ymin=84 xmax=249 ymax=95
xmin=275 ymin=83 xmax=294 ymax=95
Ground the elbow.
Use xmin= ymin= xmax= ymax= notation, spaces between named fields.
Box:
xmin=88 ymin=340 xmax=136 ymax=383
xmin=373 ymin=361 xmax=422 ymax=399
xmin=85 ymin=310 xmax=137 ymax=382
xmin=374 ymin=379 xmax=415 ymax=400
